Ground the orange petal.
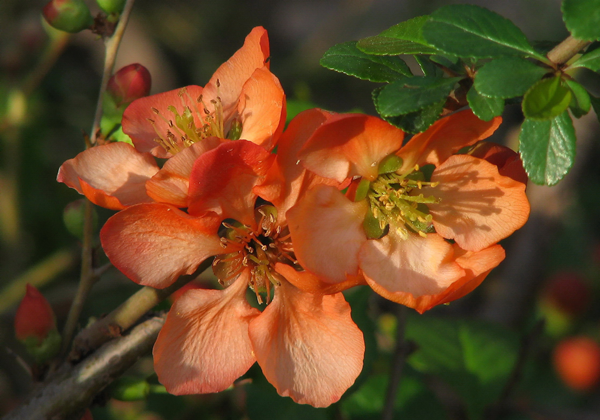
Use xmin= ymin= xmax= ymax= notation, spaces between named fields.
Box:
xmin=100 ymin=203 xmax=223 ymax=288
xmin=275 ymin=263 xmax=366 ymax=295
xmin=146 ymin=137 xmax=222 ymax=207
xmin=399 ymin=110 xmax=501 ymax=172
xmin=203 ymin=27 xmax=270 ymax=124
xmin=249 ymin=282 xmax=364 ymax=407
xmin=300 ymin=113 xmax=404 ymax=182
xmin=122 ymin=85 xmax=204 ymax=158
xmin=468 ymin=141 xmax=528 ymax=184
xmin=188 ymin=140 xmax=274 ymax=226
xmin=424 ymin=154 xmax=530 ymax=252
xmin=360 ymin=230 xmax=465 ymax=313
xmin=287 ymin=185 xmax=367 ymax=283
xmin=154 ymin=272 xmax=260 ymax=394
xmin=57 ymin=142 xmax=159 ymax=210
xmin=237 ymin=67 xmax=286 ymax=151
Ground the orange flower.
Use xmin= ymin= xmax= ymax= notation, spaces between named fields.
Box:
xmin=100 ymin=134 xmax=364 ymax=407
xmin=57 ymin=27 xmax=285 ymax=210
xmin=287 ymin=110 xmax=530 ymax=313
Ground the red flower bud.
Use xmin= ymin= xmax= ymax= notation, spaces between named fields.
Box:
xmin=14 ymin=284 xmax=57 ymax=344
xmin=42 ymin=0 xmax=94 ymax=33
xmin=107 ymin=64 xmax=152 ymax=107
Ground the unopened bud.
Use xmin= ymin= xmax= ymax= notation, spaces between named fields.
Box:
xmin=42 ymin=0 xmax=94 ymax=33
xmin=14 ymin=284 xmax=61 ymax=362
xmin=96 ymin=0 xmax=126 ymax=14
xmin=107 ymin=64 xmax=152 ymax=107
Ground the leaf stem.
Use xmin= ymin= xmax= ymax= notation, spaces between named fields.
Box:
xmin=546 ymin=35 xmax=590 ymax=68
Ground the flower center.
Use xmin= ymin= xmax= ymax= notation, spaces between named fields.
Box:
xmin=212 ymin=205 xmax=296 ymax=304
xmin=147 ymin=82 xmax=243 ymax=154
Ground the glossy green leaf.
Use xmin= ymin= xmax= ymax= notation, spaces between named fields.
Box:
xmin=569 ymin=46 xmax=600 ymax=71
xmin=422 ymin=4 xmax=545 ymax=60
xmin=474 ymin=56 xmax=548 ymax=98
xmin=519 ymin=111 xmax=576 ymax=186
xmin=415 ymin=55 xmax=443 ymax=77
xmin=467 ymin=88 xmax=504 ymax=121
xmin=522 ymin=76 xmax=572 ymax=120
xmin=562 ymin=0 xmax=600 ymax=41
xmin=376 ymin=76 xmax=461 ymax=116
xmin=320 ymin=41 xmax=411 ymax=82
xmin=357 ymin=15 xmax=439 ymax=55
xmin=406 ymin=315 xmax=519 ymax=420
xmin=565 ymin=79 xmax=591 ymax=118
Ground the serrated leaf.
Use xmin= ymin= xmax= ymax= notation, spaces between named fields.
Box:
xmin=562 ymin=0 xmax=600 ymax=41
xmin=376 ymin=76 xmax=461 ymax=116
xmin=357 ymin=15 xmax=439 ymax=55
xmin=569 ymin=46 xmax=600 ymax=71
xmin=406 ymin=316 xmax=518 ymax=420
xmin=422 ymin=4 xmax=545 ymax=60
xmin=474 ymin=56 xmax=548 ymax=98
xmin=467 ymin=88 xmax=504 ymax=121
xmin=415 ymin=55 xmax=443 ymax=77
xmin=320 ymin=41 xmax=411 ymax=82
xmin=565 ymin=79 xmax=591 ymax=118
xmin=373 ymin=87 xmax=444 ymax=133
xmin=519 ymin=111 xmax=576 ymax=186
xmin=522 ymin=76 xmax=572 ymax=120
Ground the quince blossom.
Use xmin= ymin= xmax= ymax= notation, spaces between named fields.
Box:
xmin=287 ymin=110 xmax=530 ymax=313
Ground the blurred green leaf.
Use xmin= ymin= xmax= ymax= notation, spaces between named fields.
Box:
xmin=357 ymin=16 xmax=439 ymax=55
xmin=565 ymin=79 xmax=591 ymax=118
xmin=562 ymin=0 xmax=600 ymax=41
xmin=422 ymin=4 xmax=545 ymax=60
xmin=522 ymin=76 xmax=572 ymax=120
xmin=376 ymin=76 xmax=461 ymax=116
xmin=415 ymin=55 xmax=443 ymax=77
xmin=591 ymin=94 xmax=600 ymax=123
xmin=405 ymin=315 xmax=519 ymax=420
xmin=569 ymin=46 xmax=600 ymax=71
xmin=467 ymin=88 xmax=504 ymax=121
xmin=321 ymin=41 xmax=411 ymax=82
xmin=474 ymin=56 xmax=548 ymax=98
xmin=519 ymin=111 xmax=576 ymax=186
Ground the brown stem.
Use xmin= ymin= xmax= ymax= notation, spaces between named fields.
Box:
xmin=546 ymin=35 xmax=591 ymax=67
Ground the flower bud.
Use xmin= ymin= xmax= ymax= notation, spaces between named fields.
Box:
xmin=96 ymin=0 xmax=126 ymax=14
xmin=42 ymin=0 xmax=94 ymax=33
xmin=107 ymin=64 xmax=152 ymax=107
xmin=14 ymin=284 xmax=61 ymax=362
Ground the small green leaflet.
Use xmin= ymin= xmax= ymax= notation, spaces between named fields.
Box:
xmin=422 ymin=4 xmax=546 ymax=60
xmin=357 ymin=15 xmax=439 ymax=55
xmin=562 ymin=0 xmax=600 ymax=41
xmin=467 ymin=88 xmax=504 ymax=121
xmin=320 ymin=41 xmax=411 ymax=82
xmin=522 ymin=76 xmax=572 ymax=121
xmin=519 ymin=111 xmax=576 ymax=186
xmin=569 ymin=46 xmax=600 ymax=71
xmin=474 ymin=56 xmax=548 ymax=98
xmin=565 ymin=79 xmax=591 ymax=118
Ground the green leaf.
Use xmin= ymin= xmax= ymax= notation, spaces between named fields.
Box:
xmin=415 ymin=55 xmax=443 ymax=77
xmin=562 ymin=0 xmax=600 ymax=41
xmin=519 ymin=111 xmax=576 ymax=186
xmin=591 ymin=94 xmax=600 ymax=124
xmin=467 ymin=88 xmax=504 ymax=121
xmin=569 ymin=46 xmax=600 ymax=71
xmin=320 ymin=41 xmax=411 ymax=82
xmin=565 ymin=79 xmax=591 ymax=118
xmin=422 ymin=4 xmax=545 ymax=60
xmin=474 ymin=56 xmax=548 ymax=98
xmin=406 ymin=315 xmax=519 ymax=420
xmin=357 ymin=15 xmax=439 ymax=55
xmin=376 ymin=76 xmax=461 ymax=116
xmin=522 ymin=76 xmax=572 ymax=120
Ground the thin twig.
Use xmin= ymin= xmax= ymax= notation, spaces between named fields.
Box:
xmin=381 ymin=305 xmax=409 ymax=420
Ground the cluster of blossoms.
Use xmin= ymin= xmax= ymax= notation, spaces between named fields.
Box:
xmin=58 ymin=27 xmax=530 ymax=407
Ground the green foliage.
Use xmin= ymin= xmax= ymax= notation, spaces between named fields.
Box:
xmin=474 ymin=57 xmax=548 ymax=98
xmin=519 ymin=112 xmax=576 ymax=186
xmin=466 ymin=88 xmax=504 ymax=121
xmin=405 ymin=315 xmax=519 ymax=420
xmin=570 ymin=45 xmax=600 ymax=71
xmin=565 ymin=79 xmax=591 ymax=118
xmin=357 ymin=16 xmax=439 ymax=55
xmin=562 ymin=0 xmax=600 ymax=41
xmin=21 ymin=328 xmax=61 ymax=364
xmin=522 ymin=76 xmax=572 ymax=120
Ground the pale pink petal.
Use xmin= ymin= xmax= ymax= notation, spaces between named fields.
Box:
xmin=300 ymin=113 xmax=404 ymax=182
xmin=424 ymin=154 xmax=530 ymax=252
xmin=188 ymin=140 xmax=274 ymax=226
xmin=287 ymin=185 xmax=367 ymax=283
xmin=100 ymin=203 xmax=223 ymax=288
xmin=249 ymin=282 xmax=364 ymax=407
xmin=122 ymin=85 xmax=204 ymax=158
xmin=360 ymin=230 xmax=465 ymax=313
xmin=154 ymin=272 xmax=260 ymax=394
xmin=146 ymin=137 xmax=222 ymax=207
xmin=237 ymin=67 xmax=286 ymax=151
xmin=57 ymin=142 xmax=159 ymax=210
xmin=398 ymin=110 xmax=501 ymax=172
